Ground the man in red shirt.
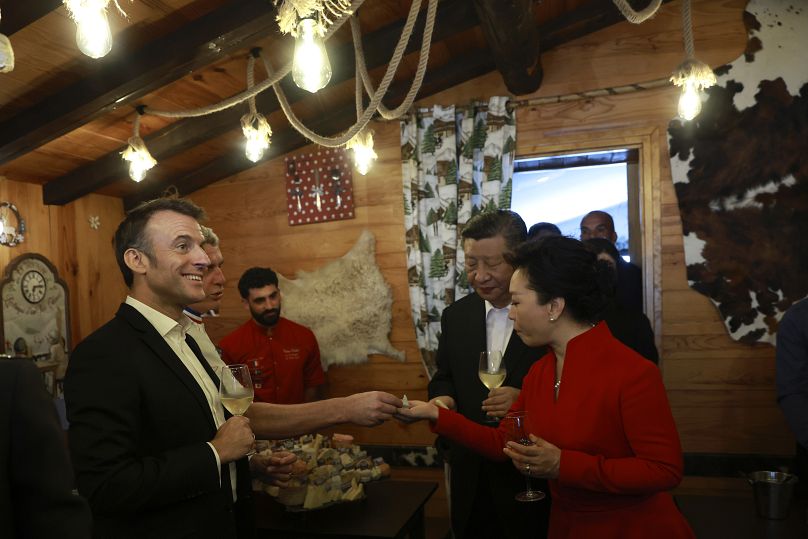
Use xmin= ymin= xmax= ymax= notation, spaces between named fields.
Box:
xmin=219 ymin=267 xmax=325 ymax=404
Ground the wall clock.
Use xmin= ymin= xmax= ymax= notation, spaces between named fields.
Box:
xmin=0 ymin=253 xmax=71 ymax=357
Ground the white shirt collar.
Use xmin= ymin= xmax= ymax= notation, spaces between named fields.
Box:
xmin=126 ymin=296 xmax=192 ymax=338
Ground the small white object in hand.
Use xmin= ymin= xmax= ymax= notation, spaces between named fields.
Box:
xmin=402 ymin=394 xmax=409 ymax=408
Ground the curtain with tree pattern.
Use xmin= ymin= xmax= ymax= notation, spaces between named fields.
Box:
xmin=401 ymin=96 xmax=516 ymax=377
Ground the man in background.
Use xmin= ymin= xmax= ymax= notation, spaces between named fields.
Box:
xmin=527 ymin=221 xmax=561 ymax=240
xmin=220 ymin=267 xmax=325 ymax=404
xmin=428 ymin=210 xmax=550 ymax=539
xmin=184 ymin=226 xmax=297 ymax=485
xmin=580 ymin=210 xmax=643 ymax=312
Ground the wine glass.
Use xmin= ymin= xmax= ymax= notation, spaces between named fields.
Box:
xmin=219 ymin=364 xmax=254 ymax=416
xmin=502 ymin=411 xmax=546 ymax=502
xmin=478 ymin=350 xmax=506 ymax=423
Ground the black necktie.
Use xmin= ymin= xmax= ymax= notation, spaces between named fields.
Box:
xmin=184 ymin=333 xmax=220 ymax=387
xmin=185 ymin=333 xmax=237 ymax=501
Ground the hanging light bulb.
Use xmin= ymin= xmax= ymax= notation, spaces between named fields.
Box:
xmin=677 ymin=81 xmax=702 ymax=121
xmin=670 ymin=59 xmax=715 ymax=122
xmin=241 ymin=112 xmax=272 ymax=163
xmin=292 ymin=17 xmax=332 ymax=93
xmin=64 ymin=0 xmax=113 ymax=59
xmin=121 ymin=136 xmax=156 ymax=182
xmin=0 ymin=7 xmax=13 ymax=73
xmin=0 ymin=33 xmax=13 ymax=73
xmin=346 ymin=130 xmax=377 ymax=176
xmin=76 ymin=8 xmax=112 ymax=58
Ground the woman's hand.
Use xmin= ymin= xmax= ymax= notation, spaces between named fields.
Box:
xmin=394 ymin=400 xmax=439 ymax=423
xmin=503 ymin=433 xmax=561 ymax=479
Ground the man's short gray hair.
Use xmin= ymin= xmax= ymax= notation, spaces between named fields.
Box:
xmin=200 ymin=225 xmax=219 ymax=248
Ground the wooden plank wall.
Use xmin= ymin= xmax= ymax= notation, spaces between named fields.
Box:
xmin=0 ymin=178 xmax=126 ymax=348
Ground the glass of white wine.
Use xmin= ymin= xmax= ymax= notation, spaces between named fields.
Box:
xmin=219 ymin=364 xmax=254 ymax=416
xmin=478 ymin=350 xmax=506 ymax=423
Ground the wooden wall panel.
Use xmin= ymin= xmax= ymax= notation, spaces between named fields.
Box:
xmin=0 ymin=179 xmax=126 ymax=348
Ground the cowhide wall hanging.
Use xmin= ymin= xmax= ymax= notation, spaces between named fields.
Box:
xmin=668 ymin=0 xmax=808 ymax=345
xmin=277 ymin=230 xmax=405 ymax=369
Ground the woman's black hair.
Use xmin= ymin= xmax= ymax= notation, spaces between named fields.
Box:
xmin=507 ymin=236 xmax=614 ymax=324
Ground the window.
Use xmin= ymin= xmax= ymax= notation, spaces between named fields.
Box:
xmin=511 ymin=149 xmax=640 ymax=261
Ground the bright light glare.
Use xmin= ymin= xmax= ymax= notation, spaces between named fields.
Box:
xmin=75 ymin=8 xmax=112 ymax=59
xmin=678 ymin=82 xmax=702 ymax=121
xmin=292 ymin=18 xmax=332 ymax=93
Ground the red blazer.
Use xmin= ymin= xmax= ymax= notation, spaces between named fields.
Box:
xmin=434 ymin=322 xmax=694 ymax=539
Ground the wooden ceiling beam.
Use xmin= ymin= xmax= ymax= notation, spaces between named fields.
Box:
xmin=472 ymin=0 xmax=541 ymax=95
xmin=0 ymin=0 xmax=279 ymax=166
xmin=43 ymin=0 xmax=479 ymax=206
xmin=539 ymin=0 xmax=673 ymax=51
xmin=0 ymin=0 xmax=62 ymax=35
xmin=122 ymin=48 xmax=497 ymax=210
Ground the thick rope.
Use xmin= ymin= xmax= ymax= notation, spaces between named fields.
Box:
xmin=352 ymin=0 xmax=437 ymax=120
xmin=611 ymin=0 xmax=662 ymax=24
xmin=681 ymin=0 xmax=695 ymax=59
xmin=246 ymin=54 xmax=257 ymax=115
xmin=143 ymin=0 xmax=365 ymax=119
xmin=264 ymin=0 xmax=429 ymax=147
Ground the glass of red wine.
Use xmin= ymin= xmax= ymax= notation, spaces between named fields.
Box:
xmin=502 ymin=410 xmax=546 ymax=502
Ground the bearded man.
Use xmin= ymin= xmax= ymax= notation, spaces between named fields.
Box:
xmin=219 ymin=267 xmax=325 ymax=404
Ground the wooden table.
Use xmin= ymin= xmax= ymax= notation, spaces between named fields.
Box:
xmin=675 ymin=494 xmax=807 ymax=538
xmin=254 ymin=480 xmax=437 ymax=539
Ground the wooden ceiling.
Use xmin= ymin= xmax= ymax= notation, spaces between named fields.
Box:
xmin=0 ymin=0 xmax=661 ymax=209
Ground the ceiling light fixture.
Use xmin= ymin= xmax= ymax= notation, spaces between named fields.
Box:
xmin=346 ymin=130 xmax=377 ymax=176
xmin=64 ymin=0 xmax=123 ymax=59
xmin=121 ymin=108 xmax=156 ymax=182
xmin=241 ymin=50 xmax=272 ymax=163
xmin=292 ymin=17 xmax=332 ymax=93
xmin=670 ymin=0 xmax=715 ymax=121
xmin=120 ymin=0 xmax=437 ymax=182
xmin=0 ymin=9 xmax=14 ymax=73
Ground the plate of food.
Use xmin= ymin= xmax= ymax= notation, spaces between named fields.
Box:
xmin=253 ymin=433 xmax=391 ymax=512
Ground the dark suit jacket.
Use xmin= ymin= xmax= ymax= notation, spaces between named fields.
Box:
xmin=428 ymin=293 xmax=549 ymax=539
xmin=64 ymin=304 xmax=252 ymax=539
xmin=602 ymin=301 xmax=659 ymax=363
xmin=617 ymin=259 xmax=644 ymax=312
xmin=0 ymin=359 xmax=92 ymax=538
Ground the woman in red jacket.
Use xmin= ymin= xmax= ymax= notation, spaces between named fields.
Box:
xmin=401 ymin=236 xmax=694 ymax=539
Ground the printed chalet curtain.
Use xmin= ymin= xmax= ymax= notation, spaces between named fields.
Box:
xmin=401 ymin=96 xmax=516 ymax=378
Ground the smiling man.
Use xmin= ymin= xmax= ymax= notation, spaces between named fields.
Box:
xmin=219 ymin=267 xmax=325 ymax=404
xmin=427 ymin=210 xmax=550 ymax=539
xmin=64 ymin=198 xmax=256 ymax=539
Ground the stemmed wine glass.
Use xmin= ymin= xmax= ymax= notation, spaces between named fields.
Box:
xmin=478 ymin=351 xmax=506 ymax=424
xmin=502 ymin=410 xmax=546 ymax=502
xmin=219 ymin=364 xmax=254 ymax=416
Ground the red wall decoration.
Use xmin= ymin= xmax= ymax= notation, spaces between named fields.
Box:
xmin=284 ymin=148 xmax=355 ymax=226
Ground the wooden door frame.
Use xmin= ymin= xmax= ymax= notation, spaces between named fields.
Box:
xmin=515 ymin=125 xmax=663 ymax=360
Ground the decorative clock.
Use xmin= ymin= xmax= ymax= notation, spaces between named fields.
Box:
xmin=0 ymin=253 xmax=71 ymax=357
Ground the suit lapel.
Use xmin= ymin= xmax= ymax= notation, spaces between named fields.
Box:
xmin=116 ymin=304 xmax=218 ymax=432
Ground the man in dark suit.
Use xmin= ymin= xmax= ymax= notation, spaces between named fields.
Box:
xmin=66 ymin=198 xmax=401 ymax=538
xmin=1 ymin=359 xmax=92 ymax=538
xmin=580 ymin=210 xmax=644 ymax=312
xmin=428 ymin=210 xmax=550 ymax=539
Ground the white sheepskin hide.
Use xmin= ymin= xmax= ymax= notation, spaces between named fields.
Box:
xmin=277 ymin=230 xmax=405 ymax=369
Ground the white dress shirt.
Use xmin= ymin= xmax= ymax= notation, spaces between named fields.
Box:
xmin=484 ymin=301 xmax=513 ymax=362
xmin=125 ymin=296 xmax=237 ymax=500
